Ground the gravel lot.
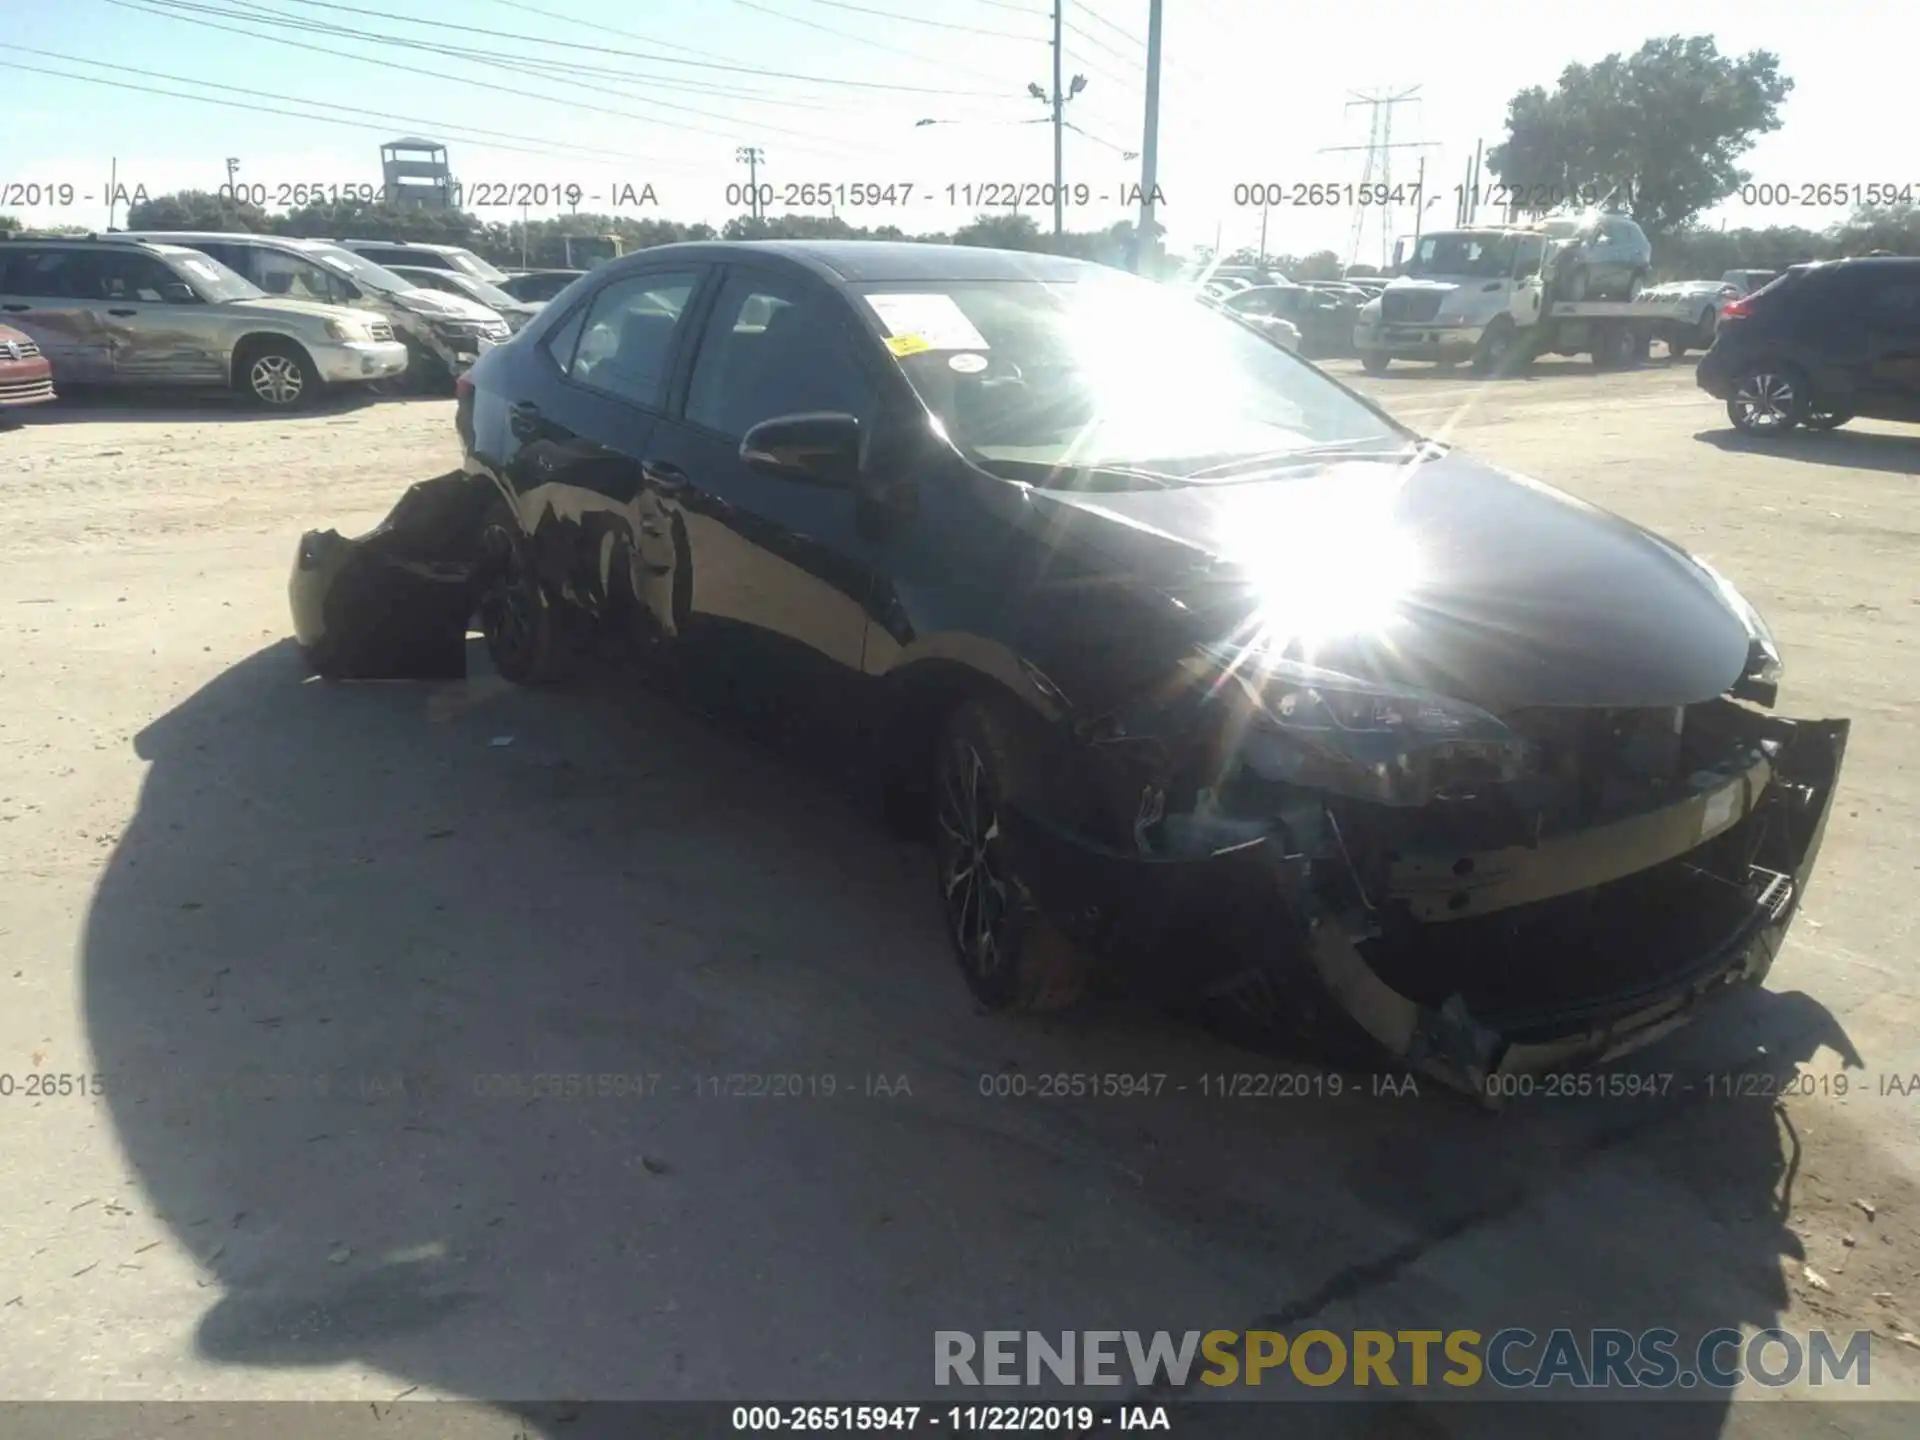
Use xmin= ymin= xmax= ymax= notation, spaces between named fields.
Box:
xmin=1 ymin=360 xmax=1916 ymax=1436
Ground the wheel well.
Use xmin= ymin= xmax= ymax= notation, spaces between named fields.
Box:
xmin=231 ymin=332 xmax=315 ymax=386
xmin=873 ymin=662 xmax=1031 ymax=840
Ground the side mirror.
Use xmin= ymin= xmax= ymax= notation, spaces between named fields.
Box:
xmin=739 ymin=412 xmax=863 ymax=488
xmin=160 ymin=282 xmax=198 ymax=304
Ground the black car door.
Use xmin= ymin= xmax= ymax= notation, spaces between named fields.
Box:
xmin=638 ymin=262 xmax=888 ymax=732
xmin=1859 ymin=275 xmax=1920 ymax=420
xmin=491 ymin=265 xmax=710 ymax=616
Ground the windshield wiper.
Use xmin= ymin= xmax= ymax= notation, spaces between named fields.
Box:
xmin=1185 ymin=438 xmax=1431 ymax=480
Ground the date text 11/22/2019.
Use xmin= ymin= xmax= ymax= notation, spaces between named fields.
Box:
xmin=723 ymin=181 xmax=1167 ymax=211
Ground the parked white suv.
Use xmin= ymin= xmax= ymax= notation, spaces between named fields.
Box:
xmin=122 ymin=232 xmax=512 ymax=391
xmin=0 ymin=235 xmax=406 ymax=407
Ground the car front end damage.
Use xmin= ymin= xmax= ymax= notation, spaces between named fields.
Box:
xmin=1002 ymin=651 xmax=1849 ymax=1098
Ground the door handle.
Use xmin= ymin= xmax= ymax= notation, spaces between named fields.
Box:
xmin=644 ymin=462 xmax=690 ymax=495
xmin=107 ymin=308 xmax=138 ymax=317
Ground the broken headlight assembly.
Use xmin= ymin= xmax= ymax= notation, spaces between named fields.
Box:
xmin=1689 ymin=555 xmax=1783 ymax=705
xmin=1201 ymin=652 xmax=1534 ymax=807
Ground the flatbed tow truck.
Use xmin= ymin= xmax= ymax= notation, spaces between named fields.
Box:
xmin=1354 ymin=221 xmax=1700 ymax=375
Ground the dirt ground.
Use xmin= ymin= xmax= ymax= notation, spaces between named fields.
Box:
xmin=1 ymin=361 xmax=1917 ymax=1436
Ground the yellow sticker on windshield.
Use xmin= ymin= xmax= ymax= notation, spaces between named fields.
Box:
xmin=886 ymin=333 xmax=932 ymax=357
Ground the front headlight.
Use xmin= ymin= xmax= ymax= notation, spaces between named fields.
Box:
xmin=1202 ymin=652 xmax=1532 ymax=806
xmin=1690 ymin=556 xmax=1784 ymax=701
xmin=430 ymin=318 xmax=487 ymax=337
xmin=323 ymin=319 xmax=365 ymax=342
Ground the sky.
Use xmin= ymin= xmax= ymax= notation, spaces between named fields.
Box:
xmin=0 ymin=0 xmax=1907 ymax=264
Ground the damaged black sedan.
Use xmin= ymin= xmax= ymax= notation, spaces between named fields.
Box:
xmin=289 ymin=241 xmax=1848 ymax=1094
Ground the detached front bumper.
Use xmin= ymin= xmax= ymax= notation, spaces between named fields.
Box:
xmin=289 ymin=472 xmax=497 ymax=680
xmin=311 ymin=338 xmax=409 ymax=385
xmin=1355 ymin=320 xmax=1485 ymax=361
xmin=1005 ymin=711 xmax=1850 ymax=1099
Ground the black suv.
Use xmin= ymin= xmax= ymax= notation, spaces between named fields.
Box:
xmin=1697 ymin=256 xmax=1920 ymax=434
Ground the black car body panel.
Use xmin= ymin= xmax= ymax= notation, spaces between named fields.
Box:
xmin=1698 ymin=257 xmax=1920 ymax=425
xmin=293 ymin=241 xmax=1849 ymax=1095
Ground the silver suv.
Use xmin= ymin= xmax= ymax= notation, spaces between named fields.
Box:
xmin=0 ymin=235 xmax=405 ymax=408
xmin=121 ymin=232 xmax=512 ymax=389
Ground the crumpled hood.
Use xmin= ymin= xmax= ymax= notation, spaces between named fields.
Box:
xmin=229 ymin=296 xmax=365 ymax=324
xmin=1021 ymin=451 xmax=1756 ymax=713
xmin=387 ymin=287 xmax=502 ymax=323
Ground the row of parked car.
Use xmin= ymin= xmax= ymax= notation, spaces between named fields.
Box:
xmin=0 ymin=231 xmax=595 ymax=411
xmin=1186 ymin=267 xmax=1388 ymax=359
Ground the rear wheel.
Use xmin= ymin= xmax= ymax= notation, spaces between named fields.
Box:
xmin=931 ymin=698 xmax=1091 ymax=1014
xmin=236 ymin=339 xmax=317 ymax=410
xmin=1727 ymin=364 xmax=1809 ymax=434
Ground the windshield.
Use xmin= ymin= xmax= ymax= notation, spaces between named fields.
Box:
xmin=302 ymin=244 xmax=419 ymax=296
xmin=167 ymin=252 xmax=262 ymax=302
xmin=1402 ymin=232 xmax=1518 ymax=279
xmin=443 ymin=248 xmax=510 ymax=283
xmin=858 ymin=274 xmax=1406 ymax=481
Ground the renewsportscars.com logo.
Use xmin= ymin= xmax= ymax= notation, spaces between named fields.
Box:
xmin=935 ymin=1328 xmax=1875 ymax=1391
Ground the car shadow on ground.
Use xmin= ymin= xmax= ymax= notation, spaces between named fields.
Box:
xmin=79 ymin=639 xmax=1900 ymax=1437
xmin=1696 ymin=427 xmax=1920 ymax=476
xmin=11 ymin=387 xmax=407 ymax=426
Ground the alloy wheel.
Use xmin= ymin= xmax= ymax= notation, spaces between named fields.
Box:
xmin=250 ymin=354 xmax=305 ymax=406
xmin=479 ymin=524 xmax=537 ymax=668
xmin=935 ymin=736 xmax=1013 ymax=979
xmin=1731 ymin=371 xmax=1797 ymax=431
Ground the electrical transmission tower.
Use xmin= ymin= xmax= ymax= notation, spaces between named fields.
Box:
xmin=1327 ymin=88 xmax=1428 ymax=271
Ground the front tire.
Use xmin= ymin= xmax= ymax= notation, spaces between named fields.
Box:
xmin=1727 ymin=364 xmax=1809 ymax=434
xmin=1470 ymin=317 xmax=1519 ymax=376
xmin=1358 ymin=349 xmax=1390 ymax=374
xmin=236 ymin=339 xmax=317 ymax=410
xmin=476 ymin=515 xmax=580 ymax=684
xmin=931 ymin=698 xmax=1092 ymax=1014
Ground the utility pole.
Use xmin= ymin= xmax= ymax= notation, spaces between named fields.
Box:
xmin=1258 ymin=203 xmax=1269 ymax=267
xmin=1052 ymin=4 xmax=1064 ymax=237
xmin=1409 ymin=155 xmax=1426 ymax=260
xmin=735 ymin=145 xmax=765 ymax=223
xmin=225 ymin=157 xmax=240 ymax=191
xmin=1134 ymin=0 xmax=1163 ymax=273
xmin=1031 ymin=17 xmax=1086 ymax=238
xmin=1319 ymin=89 xmax=1434 ymax=274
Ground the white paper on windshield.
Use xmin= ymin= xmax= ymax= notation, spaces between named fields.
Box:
xmin=864 ymin=292 xmax=989 ymax=351
xmin=178 ymin=258 xmax=221 ymax=281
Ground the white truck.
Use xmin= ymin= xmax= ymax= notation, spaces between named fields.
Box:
xmin=1353 ymin=221 xmax=1700 ymax=375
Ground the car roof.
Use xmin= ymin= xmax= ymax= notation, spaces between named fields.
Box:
xmin=0 ymin=234 xmax=205 ymax=259
xmin=342 ymin=239 xmax=474 ymax=253
xmin=120 ymin=231 xmax=332 ymax=250
xmin=597 ymin=240 xmax=1105 ymax=287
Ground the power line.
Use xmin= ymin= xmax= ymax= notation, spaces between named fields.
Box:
xmin=0 ymin=52 xmax=691 ymax=170
xmin=110 ymin=0 xmax=896 ymax=160
xmin=780 ymin=0 xmax=1034 ymax=38
xmin=1074 ymin=3 xmax=1146 ymax=49
xmin=1062 ymin=18 xmax=1142 ymax=70
xmin=724 ymin=0 xmax=1015 ymax=88
xmin=195 ymin=0 xmax=1014 ymax=94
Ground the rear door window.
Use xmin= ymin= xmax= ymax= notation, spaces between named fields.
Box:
xmin=2 ymin=248 xmax=97 ymax=298
xmin=566 ymin=269 xmax=703 ymax=410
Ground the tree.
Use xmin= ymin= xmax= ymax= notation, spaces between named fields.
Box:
xmin=126 ymin=189 xmax=272 ymax=232
xmin=0 ymin=215 xmax=20 ymax=235
xmin=1486 ymin=36 xmax=1792 ymax=234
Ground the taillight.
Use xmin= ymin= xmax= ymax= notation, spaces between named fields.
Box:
xmin=1719 ymin=298 xmax=1750 ymax=320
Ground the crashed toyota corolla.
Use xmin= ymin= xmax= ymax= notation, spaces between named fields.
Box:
xmin=289 ymin=240 xmax=1848 ymax=1094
